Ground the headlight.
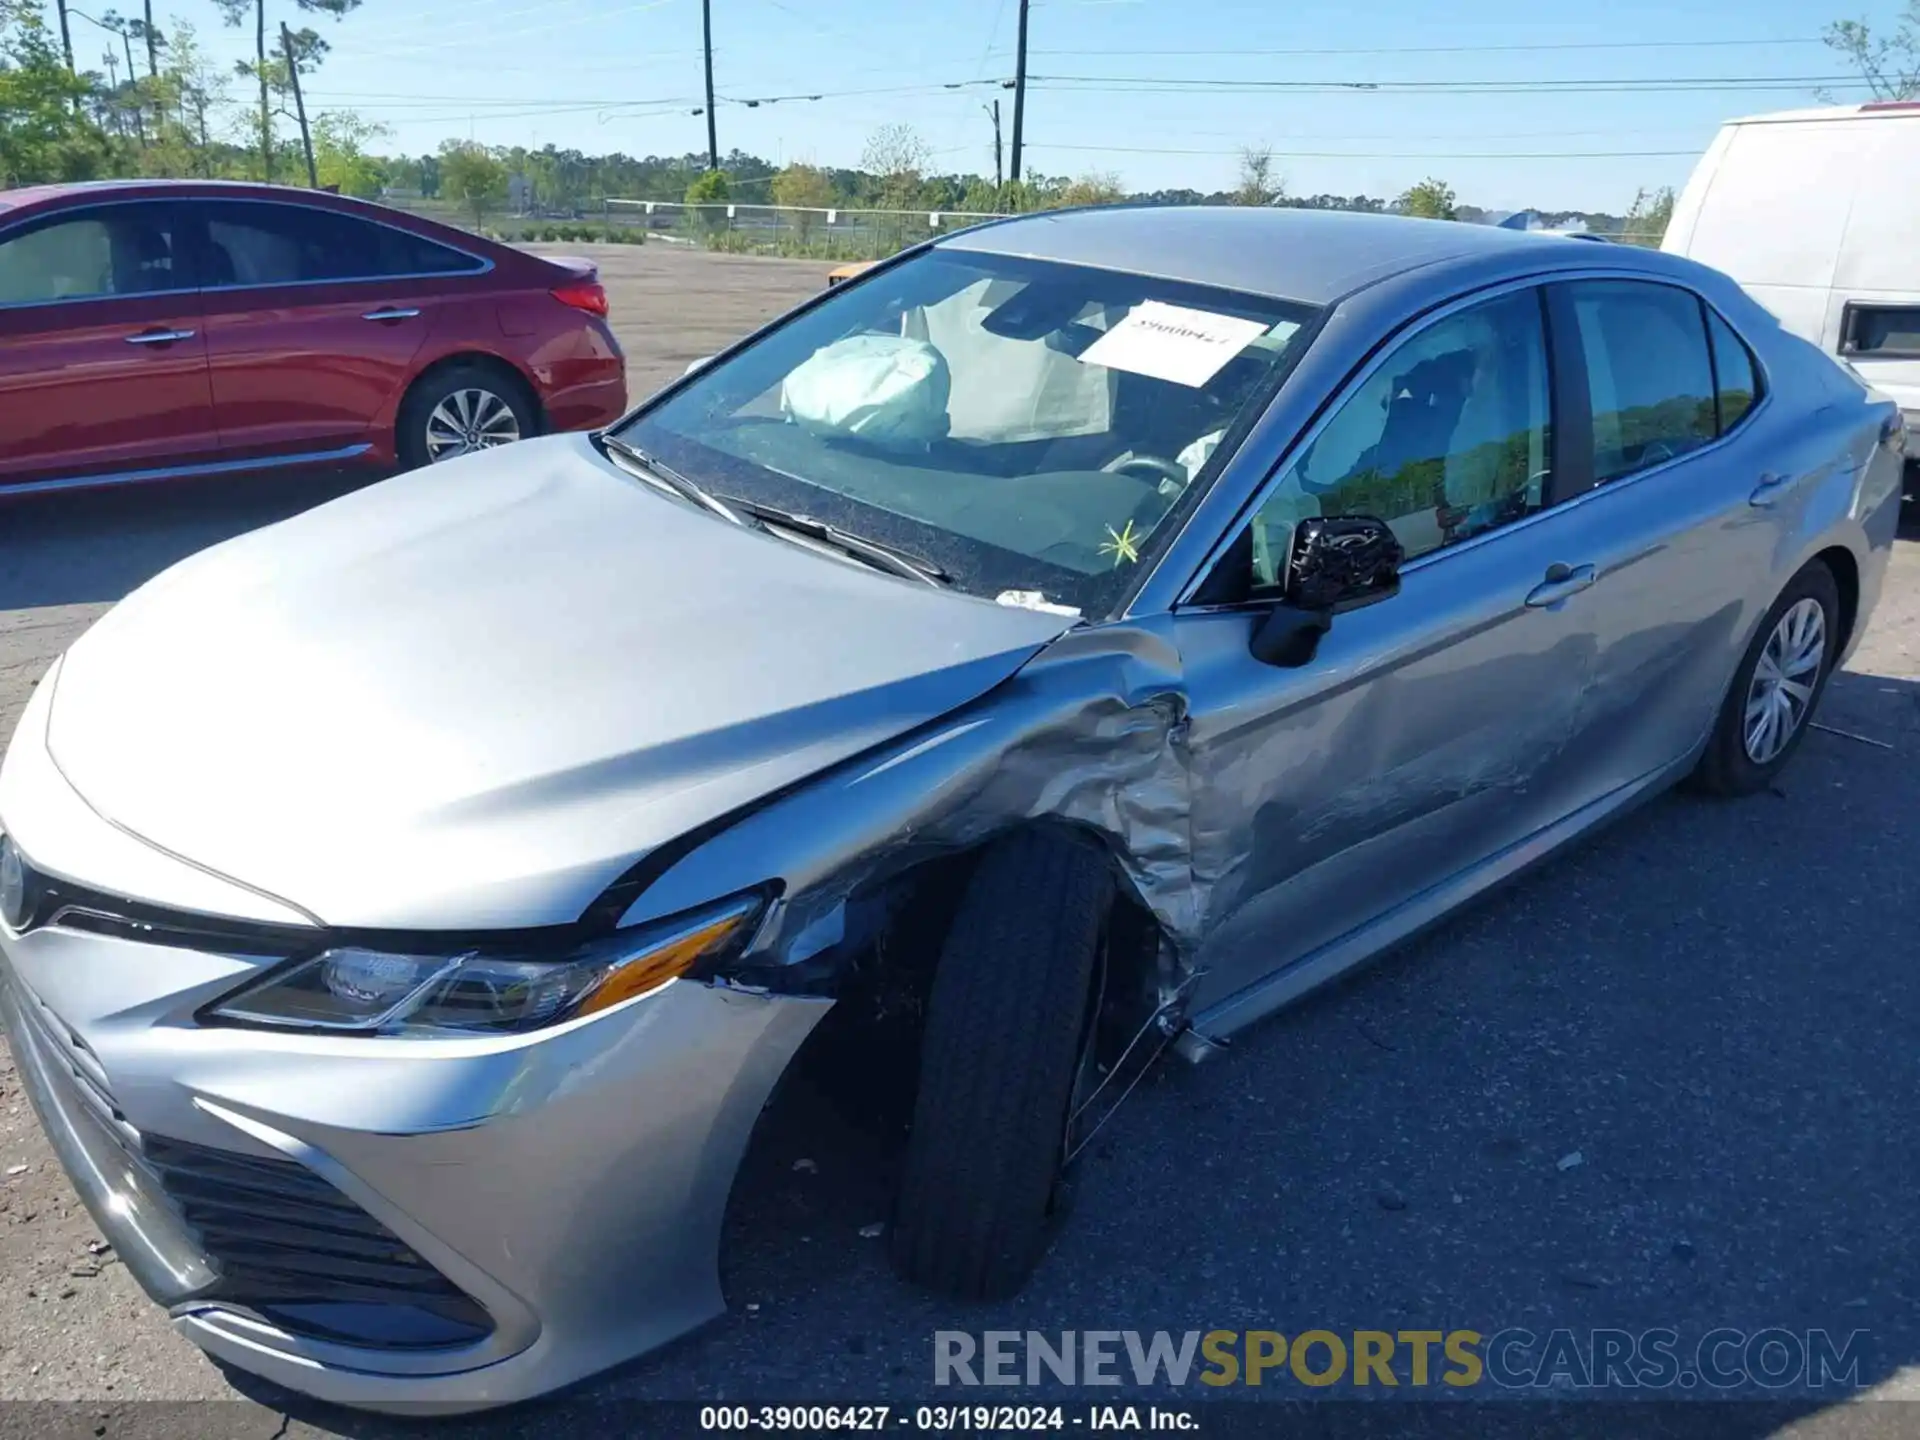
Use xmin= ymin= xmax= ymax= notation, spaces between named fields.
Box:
xmin=203 ymin=893 xmax=767 ymax=1036
xmin=0 ymin=835 xmax=27 ymax=933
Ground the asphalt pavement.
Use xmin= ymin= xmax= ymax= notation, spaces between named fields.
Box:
xmin=1 ymin=245 xmax=1918 ymax=1438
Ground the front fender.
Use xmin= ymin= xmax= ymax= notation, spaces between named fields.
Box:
xmin=616 ymin=617 xmax=1202 ymax=987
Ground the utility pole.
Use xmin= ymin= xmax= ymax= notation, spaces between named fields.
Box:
xmin=984 ymin=100 xmax=1002 ymax=190
xmin=142 ymin=0 xmax=157 ymax=76
xmin=1009 ymin=0 xmax=1029 ymax=183
xmin=701 ymin=0 xmax=718 ymax=171
xmin=282 ymin=22 xmax=318 ymax=189
xmin=55 ymin=1 xmax=74 ymax=73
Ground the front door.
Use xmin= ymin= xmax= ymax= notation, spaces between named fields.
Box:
xmin=1175 ymin=286 xmax=1607 ymax=1017
xmin=0 ymin=203 xmax=218 ymax=489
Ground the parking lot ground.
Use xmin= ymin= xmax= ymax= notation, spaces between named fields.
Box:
xmin=522 ymin=240 xmax=827 ymax=401
xmin=2 ymin=245 xmax=1919 ymax=1437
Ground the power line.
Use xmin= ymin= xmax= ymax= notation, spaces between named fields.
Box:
xmin=1028 ymin=36 xmax=1828 ymax=57
xmin=1028 ymin=73 xmax=1868 ymax=95
xmin=1031 ymin=142 xmax=1703 ymax=158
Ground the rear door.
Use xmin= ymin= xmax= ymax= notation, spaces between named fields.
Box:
xmin=1538 ymin=278 xmax=1790 ymax=801
xmin=0 ymin=202 xmax=218 ymax=489
xmin=181 ymin=198 xmax=486 ymax=460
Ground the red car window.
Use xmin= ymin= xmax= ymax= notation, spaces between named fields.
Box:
xmin=194 ymin=201 xmax=483 ymax=288
xmin=0 ymin=207 xmax=183 ymax=305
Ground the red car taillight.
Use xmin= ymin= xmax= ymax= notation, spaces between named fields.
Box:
xmin=551 ymin=280 xmax=609 ymax=318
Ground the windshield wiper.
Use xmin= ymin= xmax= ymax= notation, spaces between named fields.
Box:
xmin=731 ymin=499 xmax=950 ymax=588
xmin=595 ymin=433 xmax=747 ymax=528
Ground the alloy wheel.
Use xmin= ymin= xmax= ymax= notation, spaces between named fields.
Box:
xmin=1743 ymin=597 xmax=1826 ymax=765
xmin=424 ymin=388 xmax=522 ymax=462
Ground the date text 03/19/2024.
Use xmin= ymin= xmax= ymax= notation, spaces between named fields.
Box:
xmin=699 ymin=1406 xmax=1198 ymax=1431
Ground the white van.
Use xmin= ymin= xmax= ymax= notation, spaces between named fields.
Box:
xmin=1663 ymin=102 xmax=1920 ymax=431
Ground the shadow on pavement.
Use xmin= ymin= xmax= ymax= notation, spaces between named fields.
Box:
xmin=0 ymin=470 xmax=381 ymax=612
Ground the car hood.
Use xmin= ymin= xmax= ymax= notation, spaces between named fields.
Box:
xmin=47 ymin=435 xmax=1075 ymax=929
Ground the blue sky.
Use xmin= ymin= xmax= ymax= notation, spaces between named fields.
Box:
xmin=154 ymin=0 xmax=1891 ymax=212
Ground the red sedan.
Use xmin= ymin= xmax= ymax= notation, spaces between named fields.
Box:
xmin=0 ymin=180 xmax=628 ymax=496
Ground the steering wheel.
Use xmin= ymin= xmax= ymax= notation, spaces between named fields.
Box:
xmin=1100 ymin=453 xmax=1190 ymax=491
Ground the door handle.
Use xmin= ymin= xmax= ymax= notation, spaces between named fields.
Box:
xmin=1749 ymin=471 xmax=1793 ymax=507
xmin=361 ymin=307 xmax=421 ymax=322
xmin=1525 ymin=562 xmax=1597 ymax=608
xmin=124 ymin=328 xmax=195 ymax=345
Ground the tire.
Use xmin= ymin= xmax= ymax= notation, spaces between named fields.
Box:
xmin=1690 ymin=560 xmax=1841 ymax=797
xmin=888 ymin=829 xmax=1113 ymax=1300
xmin=396 ymin=363 xmax=539 ymax=471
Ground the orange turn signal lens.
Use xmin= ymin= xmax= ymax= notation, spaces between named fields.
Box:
xmin=574 ymin=900 xmax=762 ymax=1017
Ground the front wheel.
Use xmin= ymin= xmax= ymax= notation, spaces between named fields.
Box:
xmin=888 ymin=830 xmax=1113 ymax=1301
xmin=1691 ymin=560 xmax=1841 ymax=796
xmin=397 ymin=365 xmax=538 ymax=470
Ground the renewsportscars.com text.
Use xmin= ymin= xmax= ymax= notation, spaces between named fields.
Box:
xmin=933 ymin=1329 xmax=1867 ymax=1391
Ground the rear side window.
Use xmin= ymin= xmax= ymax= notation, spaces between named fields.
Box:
xmin=194 ymin=201 xmax=482 ymax=288
xmin=0 ymin=207 xmax=182 ymax=305
xmin=1566 ymin=280 xmax=1716 ymax=484
xmin=1843 ymin=304 xmax=1920 ymax=359
xmin=1707 ymin=310 xmax=1761 ymax=431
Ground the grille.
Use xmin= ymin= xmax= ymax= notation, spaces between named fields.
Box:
xmin=10 ymin=973 xmax=142 ymax=1155
xmin=8 ymin=969 xmax=491 ymax=1352
xmin=142 ymin=1135 xmax=495 ymax=1350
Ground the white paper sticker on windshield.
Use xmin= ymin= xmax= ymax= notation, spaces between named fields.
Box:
xmin=1077 ymin=301 xmax=1271 ymax=388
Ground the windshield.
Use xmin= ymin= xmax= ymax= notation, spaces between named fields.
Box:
xmin=617 ymin=248 xmax=1319 ymax=616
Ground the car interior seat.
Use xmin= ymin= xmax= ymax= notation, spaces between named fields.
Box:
xmin=111 ymin=224 xmax=175 ymax=295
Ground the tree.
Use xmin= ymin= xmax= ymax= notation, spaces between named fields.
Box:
xmin=439 ymin=139 xmax=506 ymax=226
xmin=214 ymin=0 xmax=360 ymax=182
xmin=1396 ymin=176 xmax=1457 ymax=221
xmin=1054 ymin=171 xmax=1125 ymax=208
xmin=1621 ymin=185 xmax=1676 ymax=248
xmin=0 ymin=1 xmax=108 ymax=184
xmin=861 ymin=122 xmax=930 ymax=210
xmin=769 ymin=161 xmax=834 ymax=240
xmin=313 ymin=110 xmax=387 ymax=197
xmin=1823 ymin=3 xmax=1920 ymax=99
xmin=684 ymin=166 xmax=729 ymax=204
xmin=1233 ymin=145 xmax=1283 ymax=207
xmin=959 ymin=175 xmax=1001 ymax=213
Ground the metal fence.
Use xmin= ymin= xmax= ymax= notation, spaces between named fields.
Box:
xmin=605 ymin=199 xmax=1009 ymax=261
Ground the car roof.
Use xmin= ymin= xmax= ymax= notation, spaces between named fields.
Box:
xmin=0 ymin=179 xmax=429 ymax=225
xmin=937 ymin=204 xmax=1595 ymax=305
xmin=1724 ymin=100 xmax=1920 ymax=126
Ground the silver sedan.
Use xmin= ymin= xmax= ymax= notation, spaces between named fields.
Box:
xmin=0 ymin=206 xmax=1904 ymax=1412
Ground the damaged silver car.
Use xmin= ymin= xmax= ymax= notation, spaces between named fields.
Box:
xmin=0 ymin=206 xmax=1905 ymax=1412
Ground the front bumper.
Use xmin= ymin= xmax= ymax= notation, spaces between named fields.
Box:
xmin=0 ymin=892 xmax=827 ymax=1412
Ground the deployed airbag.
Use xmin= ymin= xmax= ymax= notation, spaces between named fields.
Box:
xmin=780 ymin=334 xmax=952 ymax=446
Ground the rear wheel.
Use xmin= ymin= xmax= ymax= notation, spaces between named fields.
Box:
xmin=888 ymin=829 xmax=1112 ymax=1300
xmin=1691 ymin=560 xmax=1840 ymax=796
xmin=397 ymin=364 xmax=538 ymax=470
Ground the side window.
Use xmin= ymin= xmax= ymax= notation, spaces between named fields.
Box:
xmin=197 ymin=202 xmax=478 ymax=287
xmin=1707 ymin=309 xmax=1761 ymax=432
xmin=1567 ymin=281 xmax=1716 ymax=483
xmin=383 ymin=226 xmax=484 ymax=277
xmin=1244 ymin=288 xmax=1551 ymax=585
xmin=1843 ymin=304 xmax=1920 ymax=359
xmin=0 ymin=208 xmax=180 ymax=305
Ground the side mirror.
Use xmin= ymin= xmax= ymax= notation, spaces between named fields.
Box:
xmin=1248 ymin=515 xmax=1403 ymax=669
